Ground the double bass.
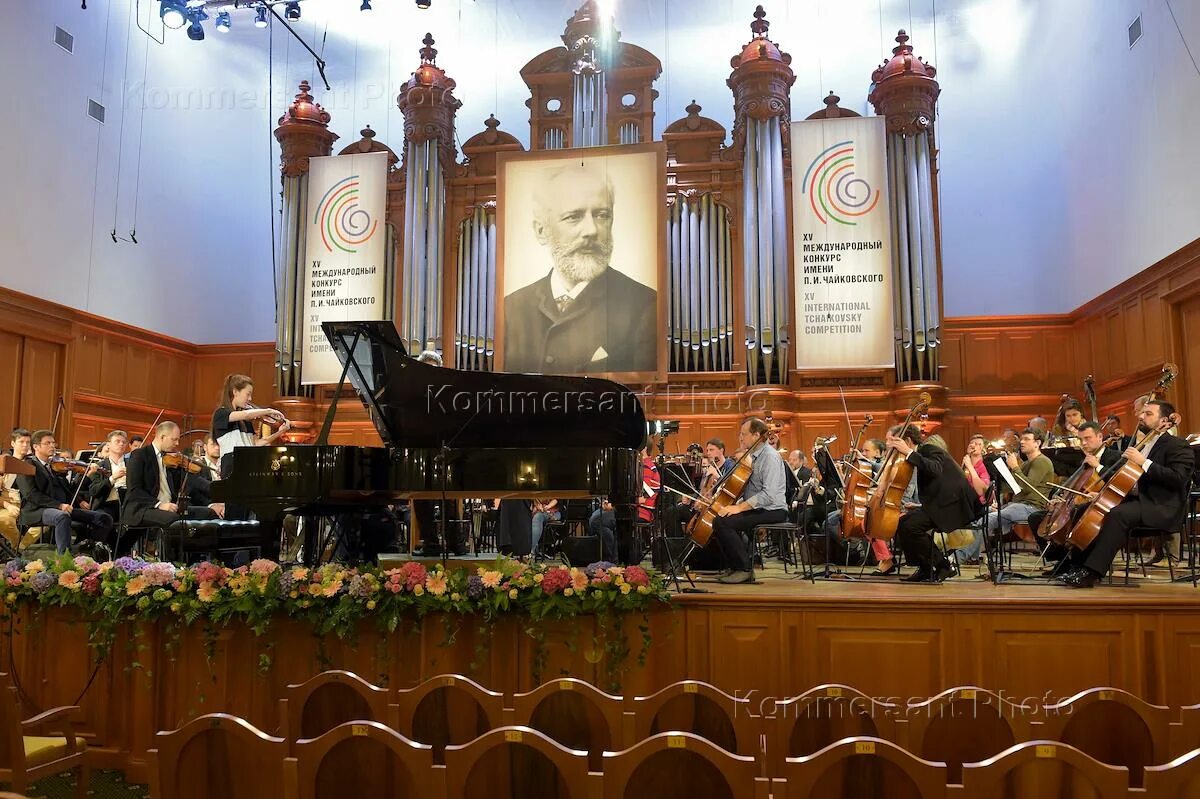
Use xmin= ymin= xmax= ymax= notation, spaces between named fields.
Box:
xmin=864 ymin=392 xmax=931 ymax=541
xmin=1066 ymin=363 xmax=1178 ymax=550
xmin=839 ymin=415 xmax=875 ymax=540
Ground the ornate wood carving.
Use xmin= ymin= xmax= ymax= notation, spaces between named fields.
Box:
xmin=868 ymin=30 xmax=940 ymax=135
xmin=805 ymin=91 xmax=861 ymax=120
xmin=338 ymin=125 xmax=399 ymax=170
xmin=397 ymin=33 xmax=462 ymax=167
xmin=727 ymin=6 xmax=795 ymax=150
xmin=274 ymin=81 xmax=337 ymax=178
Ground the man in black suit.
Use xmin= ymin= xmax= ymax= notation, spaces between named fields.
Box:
xmin=503 ymin=165 xmax=656 ymax=374
xmin=1058 ymin=400 xmax=1195 ymax=588
xmin=123 ymin=422 xmax=219 ymax=530
xmin=15 ymin=429 xmax=113 ymax=553
xmin=885 ymin=424 xmax=982 ymax=583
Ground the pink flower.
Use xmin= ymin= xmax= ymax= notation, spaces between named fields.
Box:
xmin=82 ymin=574 xmax=101 ymax=595
xmin=400 ymin=562 xmax=427 ymax=591
xmin=193 ymin=561 xmax=225 ymax=586
xmin=250 ymin=559 xmax=278 ymax=577
xmin=142 ymin=562 xmax=176 ymax=586
xmin=624 ymin=566 xmax=651 ymax=588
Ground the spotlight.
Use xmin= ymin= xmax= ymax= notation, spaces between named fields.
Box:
xmin=254 ymin=4 xmax=268 ymax=27
xmin=215 ymin=11 xmax=231 ymax=32
xmin=360 ymin=0 xmax=371 ymax=9
xmin=187 ymin=17 xmax=205 ymax=40
xmin=159 ymin=0 xmax=187 ymax=29
xmin=416 ymin=0 xmax=431 ymax=8
xmin=284 ymin=2 xmax=301 ymax=20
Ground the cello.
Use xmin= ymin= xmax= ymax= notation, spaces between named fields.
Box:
xmin=1066 ymin=363 xmax=1178 ymax=550
xmin=839 ymin=415 xmax=875 ymax=540
xmin=685 ymin=438 xmax=764 ymax=548
xmin=1040 ymin=416 xmax=1118 ymax=545
xmin=864 ymin=392 xmax=931 ymax=541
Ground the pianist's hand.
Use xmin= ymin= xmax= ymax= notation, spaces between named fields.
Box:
xmin=209 ymin=503 xmax=226 ymax=519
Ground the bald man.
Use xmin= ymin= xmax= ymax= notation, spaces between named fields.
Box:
xmin=503 ymin=165 xmax=657 ymax=374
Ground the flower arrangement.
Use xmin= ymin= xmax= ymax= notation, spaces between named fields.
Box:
xmin=0 ymin=554 xmax=671 ymax=664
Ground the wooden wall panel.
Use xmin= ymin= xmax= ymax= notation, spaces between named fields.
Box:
xmin=0 ymin=331 xmax=22 ymax=436
xmin=75 ymin=330 xmax=102 ymax=395
xmin=99 ymin=337 xmax=128 ymax=399
xmin=19 ymin=337 xmax=64 ymax=429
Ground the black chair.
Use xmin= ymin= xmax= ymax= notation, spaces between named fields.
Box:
xmin=754 ymin=500 xmax=814 ymax=583
xmin=1123 ymin=527 xmax=1177 ymax=583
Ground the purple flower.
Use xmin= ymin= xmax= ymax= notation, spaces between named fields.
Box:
xmin=466 ymin=575 xmax=484 ymax=600
xmin=278 ymin=571 xmax=296 ymax=597
xmin=5 ymin=559 xmax=25 ymax=577
xmin=113 ymin=557 xmax=146 ymax=575
xmin=348 ymin=575 xmax=373 ymax=598
xmin=30 ymin=571 xmax=56 ymax=594
xmin=585 ymin=561 xmax=616 ymax=578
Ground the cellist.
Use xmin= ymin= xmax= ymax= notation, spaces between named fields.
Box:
xmin=883 ymin=424 xmax=981 ymax=583
xmin=707 ymin=418 xmax=788 ymax=585
xmin=1058 ymin=399 xmax=1194 ymax=588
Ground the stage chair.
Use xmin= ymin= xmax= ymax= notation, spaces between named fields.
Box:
xmin=509 ymin=678 xmax=626 ymax=769
xmin=766 ymin=684 xmax=901 ymax=777
xmin=443 ymin=726 xmax=596 ymax=799
xmin=776 ymin=737 xmax=946 ymax=799
xmin=148 ymin=712 xmax=287 ymax=799
xmin=1040 ymin=688 xmax=1172 ymax=788
xmin=629 ymin=681 xmax=758 ymax=757
xmin=905 ymin=686 xmax=1039 ymax=784
xmin=602 ymin=731 xmax=767 ymax=799
xmin=1144 ymin=747 xmax=1200 ymax=797
xmin=283 ymin=720 xmax=436 ymax=799
xmin=277 ymin=670 xmax=399 ymax=750
xmin=394 ymin=674 xmax=505 ymax=764
xmin=1122 ymin=527 xmax=1177 ymax=582
xmin=0 ymin=677 xmax=89 ymax=799
xmin=959 ymin=740 xmax=1128 ymax=798
xmin=754 ymin=502 xmax=813 ymax=582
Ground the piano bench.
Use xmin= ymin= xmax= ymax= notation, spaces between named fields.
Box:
xmin=160 ymin=520 xmax=263 ymax=566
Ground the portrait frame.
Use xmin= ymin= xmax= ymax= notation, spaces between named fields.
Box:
xmin=494 ymin=142 xmax=668 ymax=383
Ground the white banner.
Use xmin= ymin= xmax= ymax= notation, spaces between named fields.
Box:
xmin=302 ymin=151 xmax=388 ymax=385
xmin=791 ymin=116 xmax=894 ymax=369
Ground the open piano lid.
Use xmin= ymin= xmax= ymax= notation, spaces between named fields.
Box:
xmin=322 ymin=321 xmax=647 ymax=450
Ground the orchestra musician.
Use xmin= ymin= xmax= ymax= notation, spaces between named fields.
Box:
xmin=661 ymin=438 xmax=736 ymax=539
xmin=949 ymin=434 xmax=992 ymax=565
xmin=87 ymin=429 xmax=130 ymax=523
xmin=129 ymin=434 xmax=144 ymax=450
xmin=201 ymin=435 xmax=222 ymax=482
xmin=707 ymin=418 xmax=788 ymax=585
xmin=1030 ymin=421 xmax=1121 ymax=564
xmin=531 ymin=498 xmax=560 ymax=558
xmin=986 ymin=428 xmax=1055 ymax=542
xmin=884 ymin=424 xmax=981 ymax=583
xmin=1057 ymin=399 xmax=1195 ymax=588
xmin=123 ymin=421 xmax=222 ymax=530
xmin=15 ymin=430 xmax=114 ymax=553
xmin=1051 ymin=399 xmax=1087 ymax=446
xmin=787 ymin=449 xmax=812 ymax=483
xmin=0 ymin=429 xmax=36 ymax=549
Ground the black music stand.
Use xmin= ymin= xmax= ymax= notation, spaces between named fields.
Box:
xmin=650 ymin=434 xmax=706 ymax=594
xmin=979 ymin=455 xmax=1042 ymax=585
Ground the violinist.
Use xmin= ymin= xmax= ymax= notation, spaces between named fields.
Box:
xmin=706 ymin=418 xmax=788 ymax=585
xmin=124 ymin=421 xmax=222 ymax=532
xmin=201 ymin=435 xmax=222 ymax=482
xmin=211 ymin=374 xmax=292 ymax=479
xmin=14 ymin=430 xmax=114 ymax=554
xmin=1050 ymin=400 xmax=1086 ymax=447
xmin=87 ymin=429 xmax=130 ymax=522
xmin=884 ymin=424 xmax=979 ymax=583
xmin=0 ymin=429 xmax=35 ymax=549
xmin=1057 ymin=400 xmax=1194 ymax=588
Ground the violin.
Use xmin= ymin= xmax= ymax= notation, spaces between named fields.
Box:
xmin=49 ymin=456 xmax=109 ymax=477
xmin=864 ymin=392 xmax=931 ymax=541
xmin=1066 ymin=362 xmax=1178 ymax=550
xmin=246 ymin=402 xmax=290 ymax=427
xmin=162 ymin=451 xmax=205 ymax=474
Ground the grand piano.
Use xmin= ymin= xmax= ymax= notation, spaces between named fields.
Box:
xmin=211 ymin=320 xmax=647 ymax=562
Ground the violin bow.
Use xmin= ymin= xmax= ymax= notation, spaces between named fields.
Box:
xmin=838 ymin=385 xmax=854 ymax=463
xmin=49 ymin=394 xmax=65 ymax=440
xmin=142 ymin=408 xmax=166 ymax=445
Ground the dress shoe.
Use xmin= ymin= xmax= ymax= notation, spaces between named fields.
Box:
xmin=1059 ymin=568 xmax=1100 ymax=588
xmin=902 ymin=568 xmax=932 ymax=583
xmin=871 ymin=563 xmax=899 ymax=577
xmin=718 ymin=570 xmax=753 ymax=584
xmin=930 ymin=562 xmax=955 ymax=584
xmin=1147 ymin=555 xmax=1167 ymax=567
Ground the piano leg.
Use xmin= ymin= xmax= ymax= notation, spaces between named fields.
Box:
xmin=613 ymin=496 xmax=639 ymax=566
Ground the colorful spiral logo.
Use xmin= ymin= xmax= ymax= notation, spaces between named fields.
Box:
xmin=313 ymin=175 xmax=379 ymax=253
xmin=800 ymin=140 xmax=881 ymax=226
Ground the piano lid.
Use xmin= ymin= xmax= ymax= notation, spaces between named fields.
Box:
xmin=322 ymin=321 xmax=647 ymax=450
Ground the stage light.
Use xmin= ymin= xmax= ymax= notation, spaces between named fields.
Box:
xmin=254 ymin=4 xmax=268 ymax=27
xmin=361 ymin=0 xmax=371 ymax=9
xmin=160 ymin=0 xmax=187 ymax=29
xmin=416 ymin=0 xmax=431 ymax=8
xmin=187 ymin=17 xmax=205 ymax=40
xmin=284 ymin=2 xmax=301 ymax=20
xmin=215 ymin=11 xmax=231 ymax=32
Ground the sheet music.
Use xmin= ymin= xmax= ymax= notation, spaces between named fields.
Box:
xmin=991 ymin=456 xmax=1022 ymax=495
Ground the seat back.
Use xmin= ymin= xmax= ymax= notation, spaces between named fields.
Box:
xmin=779 ymin=737 xmax=947 ymax=799
xmin=288 ymin=720 xmax=435 ymax=799
xmin=631 ymin=681 xmax=756 ymax=756
xmin=906 ymin=686 xmax=1036 ymax=783
xmin=960 ymin=740 xmax=1128 ymax=799
xmin=510 ymin=678 xmax=625 ymax=769
xmin=443 ymin=726 xmax=593 ymax=799
xmin=1144 ymin=747 xmax=1200 ymax=797
xmin=601 ymin=731 xmax=764 ymax=799
xmin=1041 ymin=688 xmax=1171 ymax=788
xmin=0 ymin=684 xmax=28 ymax=772
xmin=394 ymin=674 xmax=505 ymax=764
xmin=149 ymin=713 xmax=286 ymax=799
xmin=769 ymin=684 xmax=899 ymax=776
xmin=278 ymin=670 xmax=396 ymax=744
